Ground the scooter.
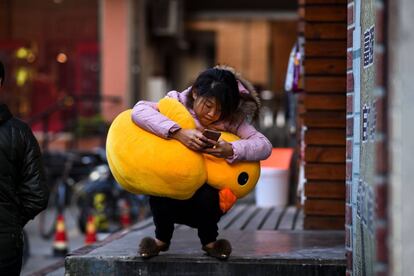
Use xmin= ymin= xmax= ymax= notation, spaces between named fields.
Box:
xmin=75 ymin=152 xmax=150 ymax=234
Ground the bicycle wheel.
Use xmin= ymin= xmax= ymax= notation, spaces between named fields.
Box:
xmin=38 ymin=179 xmax=61 ymax=239
xmin=75 ymin=192 xmax=90 ymax=234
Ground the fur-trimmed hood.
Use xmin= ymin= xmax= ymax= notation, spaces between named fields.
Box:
xmin=214 ymin=65 xmax=261 ymax=121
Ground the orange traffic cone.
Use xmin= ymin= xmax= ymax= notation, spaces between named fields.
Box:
xmin=84 ymin=215 xmax=97 ymax=245
xmin=119 ymin=199 xmax=131 ymax=228
xmin=53 ymin=213 xmax=68 ymax=257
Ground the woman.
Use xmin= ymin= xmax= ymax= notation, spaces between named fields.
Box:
xmin=132 ymin=66 xmax=272 ymax=259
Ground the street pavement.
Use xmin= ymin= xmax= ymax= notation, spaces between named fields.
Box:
xmin=21 ymin=207 xmax=85 ymax=276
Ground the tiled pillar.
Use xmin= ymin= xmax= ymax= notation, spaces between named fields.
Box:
xmin=373 ymin=1 xmax=388 ymax=275
xmin=347 ymin=0 xmax=389 ymax=275
xmin=346 ymin=1 xmax=355 ymax=274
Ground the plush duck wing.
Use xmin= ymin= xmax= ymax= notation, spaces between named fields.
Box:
xmin=106 ymin=98 xmax=207 ymax=200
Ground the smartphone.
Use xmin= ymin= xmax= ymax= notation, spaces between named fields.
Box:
xmin=202 ymin=129 xmax=221 ymax=148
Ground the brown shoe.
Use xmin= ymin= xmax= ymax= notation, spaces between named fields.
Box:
xmin=202 ymin=239 xmax=232 ymax=260
xmin=138 ymin=237 xmax=169 ymax=259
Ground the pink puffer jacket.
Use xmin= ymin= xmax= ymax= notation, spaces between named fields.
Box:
xmin=131 ymin=67 xmax=272 ymax=164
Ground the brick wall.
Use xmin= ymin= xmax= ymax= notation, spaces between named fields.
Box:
xmin=300 ymin=0 xmax=347 ymax=230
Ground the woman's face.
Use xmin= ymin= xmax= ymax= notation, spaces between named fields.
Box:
xmin=192 ymin=93 xmax=221 ymax=127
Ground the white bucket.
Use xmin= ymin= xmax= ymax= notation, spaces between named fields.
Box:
xmin=255 ymin=167 xmax=290 ymax=207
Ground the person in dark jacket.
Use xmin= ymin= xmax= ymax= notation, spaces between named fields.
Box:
xmin=0 ymin=61 xmax=49 ymax=275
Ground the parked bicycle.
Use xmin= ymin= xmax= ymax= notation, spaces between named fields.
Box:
xmin=38 ymin=148 xmax=150 ymax=239
xmin=74 ymin=152 xmax=150 ymax=233
xmin=38 ymin=150 xmax=105 ymax=239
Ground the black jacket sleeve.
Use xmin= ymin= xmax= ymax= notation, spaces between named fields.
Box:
xmin=17 ymin=125 xmax=49 ymax=226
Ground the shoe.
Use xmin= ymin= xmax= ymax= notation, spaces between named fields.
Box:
xmin=138 ymin=237 xmax=169 ymax=259
xmin=202 ymin=239 xmax=232 ymax=260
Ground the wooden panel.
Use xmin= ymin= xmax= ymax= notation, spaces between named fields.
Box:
xmin=245 ymin=21 xmax=270 ymax=85
xmin=260 ymin=207 xmax=284 ymax=230
xmin=305 ymin=181 xmax=345 ymax=199
xmin=186 ymin=20 xmax=219 ymax=31
xmin=298 ymin=7 xmax=305 ymax=18
xmin=218 ymin=205 xmax=247 ymax=229
xmin=217 ymin=205 xmax=305 ymax=231
xmin=305 ymin=77 xmax=346 ymax=93
xmin=305 ymin=23 xmax=346 ymax=40
xmin=305 ymin=163 xmax=346 ymax=180
xmin=293 ymin=208 xmax=304 ymax=230
xmin=306 ymin=41 xmax=346 ymax=57
xmin=217 ymin=22 xmax=246 ymax=75
xmin=297 ymin=93 xmax=306 ymax=113
xmin=305 ymin=94 xmax=346 ymax=110
xmin=243 ymin=208 xmax=270 ymax=230
xmin=305 ymin=58 xmax=346 ymax=75
xmin=225 ymin=205 xmax=258 ymax=230
xmin=304 ymin=199 xmax=345 ymax=215
xmin=305 ymin=129 xmax=346 ymax=145
xmin=278 ymin=206 xmax=297 ymax=230
xmin=304 ymin=6 xmax=347 ymax=22
xmin=190 ymin=20 xmax=270 ymax=85
xmin=304 ymin=216 xmax=345 ymax=230
xmin=271 ymin=20 xmax=298 ymax=92
xmin=298 ymin=20 xmax=305 ymax=34
xmin=305 ymin=146 xmax=346 ymax=163
xmin=303 ymin=111 xmax=346 ymax=128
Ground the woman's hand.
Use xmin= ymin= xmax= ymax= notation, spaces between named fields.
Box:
xmin=202 ymin=140 xmax=234 ymax=159
xmin=171 ymin=129 xmax=208 ymax=151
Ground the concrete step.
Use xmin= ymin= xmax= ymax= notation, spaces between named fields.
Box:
xmin=65 ymin=223 xmax=345 ymax=276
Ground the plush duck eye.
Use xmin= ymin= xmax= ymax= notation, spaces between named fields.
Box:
xmin=238 ymin=172 xmax=249 ymax=186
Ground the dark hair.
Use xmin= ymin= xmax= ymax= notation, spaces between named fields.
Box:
xmin=0 ymin=61 xmax=4 ymax=87
xmin=188 ymin=68 xmax=240 ymax=121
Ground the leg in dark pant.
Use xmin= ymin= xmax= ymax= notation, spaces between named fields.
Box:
xmin=149 ymin=196 xmax=175 ymax=244
xmin=149 ymin=185 xmax=223 ymax=246
xmin=191 ymin=185 xmax=231 ymax=260
xmin=145 ymin=185 xmax=230 ymax=260
xmin=190 ymin=185 xmax=223 ymax=246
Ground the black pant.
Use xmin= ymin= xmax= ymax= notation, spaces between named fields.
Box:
xmin=149 ymin=184 xmax=223 ymax=246
xmin=0 ymin=232 xmax=23 ymax=276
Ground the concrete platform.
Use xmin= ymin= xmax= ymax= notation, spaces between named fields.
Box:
xmin=32 ymin=205 xmax=345 ymax=275
xmin=65 ymin=216 xmax=345 ymax=275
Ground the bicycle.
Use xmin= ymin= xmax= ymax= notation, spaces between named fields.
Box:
xmin=38 ymin=152 xmax=77 ymax=239
xmin=74 ymin=163 xmax=151 ymax=234
xmin=38 ymin=150 xmax=102 ymax=239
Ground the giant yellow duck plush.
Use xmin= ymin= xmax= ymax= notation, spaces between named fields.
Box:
xmin=106 ymin=98 xmax=260 ymax=212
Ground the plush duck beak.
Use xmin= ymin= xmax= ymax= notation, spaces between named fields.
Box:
xmin=219 ymin=188 xmax=237 ymax=213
